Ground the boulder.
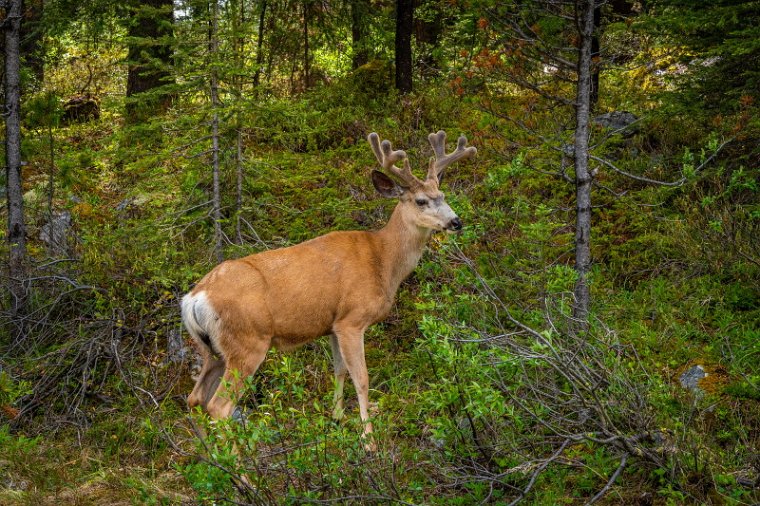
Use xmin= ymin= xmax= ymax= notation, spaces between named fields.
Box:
xmin=166 ymin=328 xmax=191 ymax=364
xmin=679 ymin=364 xmax=707 ymax=394
xmin=39 ymin=210 xmax=72 ymax=257
xmin=593 ymin=111 xmax=639 ymax=137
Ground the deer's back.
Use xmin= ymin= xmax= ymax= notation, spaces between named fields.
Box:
xmin=191 ymin=230 xmax=393 ymax=350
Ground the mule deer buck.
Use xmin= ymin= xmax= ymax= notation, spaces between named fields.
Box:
xmin=181 ymin=130 xmax=476 ymax=445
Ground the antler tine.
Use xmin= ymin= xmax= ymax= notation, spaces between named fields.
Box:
xmin=427 ymin=130 xmax=477 ymax=181
xmin=367 ymin=132 xmax=421 ymax=187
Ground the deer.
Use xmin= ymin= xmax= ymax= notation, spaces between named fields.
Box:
xmin=181 ymin=130 xmax=476 ymax=446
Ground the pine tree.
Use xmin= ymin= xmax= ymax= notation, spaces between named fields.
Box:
xmin=479 ymin=0 xmax=604 ymax=324
xmin=647 ymin=0 xmax=760 ymax=114
xmin=350 ymin=0 xmax=370 ymax=69
xmin=125 ymin=0 xmax=175 ymax=122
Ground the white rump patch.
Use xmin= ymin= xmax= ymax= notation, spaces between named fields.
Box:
xmin=181 ymin=291 xmax=222 ymax=351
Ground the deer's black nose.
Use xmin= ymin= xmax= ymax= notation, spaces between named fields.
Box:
xmin=449 ymin=217 xmax=463 ymax=231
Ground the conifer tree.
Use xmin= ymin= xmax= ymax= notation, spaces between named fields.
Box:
xmin=125 ymin=0 xmax=175 ymax=122
xmin=479 ymin=0 xmax=603 ymax=324
xmin=647 ymin=0 xmax=760 ymax=114
xmin=350 ymin=0 xmax=370 ymax=69
xmin=478 ymin=0 xmax=737 ymax=326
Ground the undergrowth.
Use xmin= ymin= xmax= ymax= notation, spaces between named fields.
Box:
xmin=1 ymin=72 xmax=758 ymax=504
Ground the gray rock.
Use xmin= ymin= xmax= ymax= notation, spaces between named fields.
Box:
xmin=593 ymin=111 xmax=640 ymax=137
xmin=166 ymin=328 xmax=191 ymax=364
xmin=116 ymin=197 xmax=135 ymax=211
xmin=679 ymin=365 xmax=708 ymax=393
xmin=39 ymin=210 xmax=72 ymax=256
xmin=115 ymin=194 xmax=150 ymax=217
xmin=231 ymin=406 xmax=250 ymax=424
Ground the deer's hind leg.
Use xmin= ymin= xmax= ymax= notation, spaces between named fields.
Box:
xmin=188 ymin=339 xmax=225 ymax=410
xmin=206 ymin=337 xmax=270 ymax=420
xmin=329 ymin=334 xmax=349 ymax=421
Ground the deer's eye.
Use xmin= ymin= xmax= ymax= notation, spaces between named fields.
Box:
xmin=415 ymin=198 xmax=428 ymax=207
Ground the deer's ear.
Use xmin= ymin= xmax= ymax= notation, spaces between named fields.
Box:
xmin=371 ymin=170 xmax=406 ymax=198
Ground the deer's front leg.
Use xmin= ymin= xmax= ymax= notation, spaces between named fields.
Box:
xmin=332 ymin=322 xmax=375 ymax=449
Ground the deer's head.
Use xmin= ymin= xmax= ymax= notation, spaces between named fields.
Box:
xmin=368 ymin=131 xmax=476 ymax=233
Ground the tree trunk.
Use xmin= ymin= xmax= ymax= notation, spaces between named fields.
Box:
xmin=395 ymin=0 xmax=413 ymax=93
xmin=253 ymin=0 xmax=267 ymax=93
xmin=590 ymin=4 xmax=601 ymax=109
xmin=303 ymin=0 xmax=310 ymax=90
xmin=21 ymin=0 xmax=44 ymax=87
xmin=47 ymin=122 xmax=56 ymax=224
xmin=125 ymin=0 xmax=175 ymax=122
xmin=209 ymin=0 xmax=224 ymax=263
xmin=235 ymin=127 xmax=244 ymax=245
xmin=572 ymin=0 xmax=596 ymax=326
xmin=232 ymin=0 xmax=245 ymax=244
xmin=350 ymin=0 xmax=369 ymax=69
xmin=414 ymin=0 xmax=443 ymax=75
xmin=4 ymin=0 xmax=28 ymax=338
xmin=230 ymin=0 xmax=244 ymax=95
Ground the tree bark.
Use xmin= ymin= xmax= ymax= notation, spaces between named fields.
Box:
xmin=590 ymin=4 xmax=601 ymax=109
xmin=572 ymin=0 xmax=596 ymax=326
xmin=4 ymin=0 xmax=28 ymax=336
xmin=350 ymin=0 xmax=369 ymax=69
xmin=232 ymin=0 xmax=245 ymax=244
xmin=414 ymin=0 xmax=443 ymax=75
xmin=395 ymin=0 xmax=413 ymax=93
xmin=253 ymin=0 xmax=267 ymax=93
xmin=235 ymin=127 xmax=244 ymax=245
xmin=209 ymin=0 xmax=223 ymax=263
xmin=47 ymin=121 xmax=56 ymax=224
xmin=125 ymin=0 xmax=175 ymax=122
xmin=303 ymin=0 xmax=310 ymax=90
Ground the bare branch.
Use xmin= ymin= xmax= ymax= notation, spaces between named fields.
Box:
xmin=507 ymin=439 xmax=571 ymax=505
xmin=590 ymin=154 xmax=685 ymax=187
xmin=585 ymin=453 xmax=629 ymax=505
xmin=590 ymin=136 xmax=733 ymax=187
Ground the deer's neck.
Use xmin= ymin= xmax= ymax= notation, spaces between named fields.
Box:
xmin=376 ymin=203 xmax=433 ymax=295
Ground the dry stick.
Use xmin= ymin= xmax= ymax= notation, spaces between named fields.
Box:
xmin=235 ymin=127 xmax=244 ymax=245
xmin=448 ymin=331 xmax=523 ymax=343
xmin=447 ymin=242 xmax=667 ymax=494
xmin=453 ymin=242 xmax=639 ymax=437
xmin=585 ymin=452 xmax=629 ymax=505
xmin=9 ymin=283 xmax=103 ymax=338
xmin=237 ymin=215 xmax=267 ymax=249
xmin=589 ymin=136 xmax=733 ymax=187
xmin=298 ymin=495 xmax=419 ymax=506
xmin=507 ymin=438 xmax=571 ymax=506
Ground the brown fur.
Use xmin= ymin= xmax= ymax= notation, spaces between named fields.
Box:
xmin=181 ymin=131 xmax=475 ymax=446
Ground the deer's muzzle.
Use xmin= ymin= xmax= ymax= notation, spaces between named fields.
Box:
xmin=447 ymin=217 xmax=463 ymax=232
